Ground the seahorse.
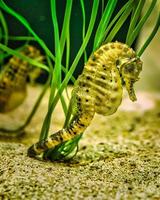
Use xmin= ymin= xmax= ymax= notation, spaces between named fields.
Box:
xmin=28 ymin=41 xmax=142 ymax=160
xmin=0 ymin=45 xmax=44 ymax=113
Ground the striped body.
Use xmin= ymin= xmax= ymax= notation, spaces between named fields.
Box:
xmin=0 ymin=46 xmax=43 ymax=113
xmin=28 ymin=41 xmax=142 ymax=159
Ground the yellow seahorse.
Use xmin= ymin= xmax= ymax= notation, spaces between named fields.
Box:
xmin=28 ymin=41 xmax=142 ymax=160
xmin=0 ymin=45 xmax=43 ymax=113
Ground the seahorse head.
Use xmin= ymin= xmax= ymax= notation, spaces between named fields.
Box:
xmin=120 ymin=57 xmax=142 ymax=101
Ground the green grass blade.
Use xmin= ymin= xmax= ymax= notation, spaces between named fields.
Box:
xmin=66 ymin=29 xmax=70 ymax=75
xmin=60 ymin=0 xmax=73 ymax=55
xmin=0 ymin=10 xmax=8 ymax=45
xmin=64 ymin=29 xmax=71 ymax=100
xmin=59 ymin=1 xmax=73 ymax=100
xmin=80 ymin=0 xmax=87 ymax=62
xmin=138 ymin=13 xmax=160 ymax=56
xmin=0 ymin=43 xmax=49 ymax=71
xmin=46 ymin=57 xmax=55 ymax=107
xmin=59 ymin=92 xmax=68 ymax=116
xmin=50 ymin=0 xmax=68 ymax=116
xmin=93 ymin=0 xmax=118 ymax=49
xmin=2 ymin=35 xmax=36 ymax=41
xmin=39 ymin=56 xmax=54 ymax=141
xmin=127 ymin=0 xmax=157 ymax=46
xmin=126 ymin=0 xmax=145 ymax=43
xmin=105 ymin=3 xmax=133 ymax=43
xmin=102 ymin=0 xmax=133 ymax=43
xmin=0 ymin=44 xmax=26 ymax=64
xmin=50 ymin=0 xmax=61 ymax=86
xmin=60 ymin=1 xmax=73 ymax=100
xmin=63 ymin=99 xmax=73 ymax=128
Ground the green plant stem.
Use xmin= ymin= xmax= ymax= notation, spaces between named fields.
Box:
xmin=50 ymin=0 xmax=68 ymax=117
xmin=63 ymin=98 xmax=73 ymax=128
xmin=127 ymin=0 xmax=157 ymax=46
xmin=93 ymin=0 xmax=118 ymax=49
xmin=126 ymin=0 xmax=145 ymax=43
xmin=80 ymin=0 xmax=87 ymax=62
xmin=62 ymin=1 xmax=73 ymax=101
xmin=66 ymin=29 xmax=70 ymax=75
xmin=0 ymin=10 xmax=8 ymax=45
xmin=50 ymin=0 xmax=61 ymax=86
xmin=105 ymin=2 xmax=133 ymax=43
xmin=60 ymin=0 xmax=73 ymax=55
xmin=102 ymin=0 xmax=133 ymax=43
xmin=138 ymin=13 xmax=160 ymax=56
xmin=39 ymin=56 xmax=55 ymax=141
xmin=59 ymin=1 xmax=73 ymax=102
xmin=1 ymin=35 xmax=36 ymax=41
xmin=64 ymin=29 xmax=71 ymax=100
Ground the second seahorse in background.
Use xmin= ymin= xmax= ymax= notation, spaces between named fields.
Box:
xmin=0 ymin=45 xmax=44 ymax=113
xmin=28 ymin=41 xmax=142 ymax=160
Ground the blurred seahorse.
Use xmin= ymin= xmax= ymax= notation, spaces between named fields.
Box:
xmin=28 ymin=41 xmax=142 ymax=160
xmin=0 ymin=45 xmax=44 ymax=113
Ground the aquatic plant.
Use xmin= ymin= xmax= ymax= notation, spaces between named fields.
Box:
xmin=0 ymin=0 xmax=159 ymax=161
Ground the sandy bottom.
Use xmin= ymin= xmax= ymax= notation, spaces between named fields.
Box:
xmin=0 ymin=86 xmax=160 ymax=199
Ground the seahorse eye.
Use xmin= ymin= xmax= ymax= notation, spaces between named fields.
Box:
xmin=126 ymin=64 xmax=134 ymax=73
xmin=116 ymin=59 xmax=120 ymax=66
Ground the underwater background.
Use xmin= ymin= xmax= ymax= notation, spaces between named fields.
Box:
xmin=0 ymin=0 xmax=160 ymax=199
